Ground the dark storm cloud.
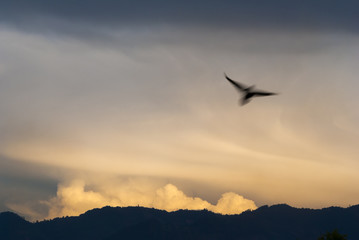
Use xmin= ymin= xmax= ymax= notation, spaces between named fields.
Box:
xmin=0 ymin=0 xmax=359 ymax=33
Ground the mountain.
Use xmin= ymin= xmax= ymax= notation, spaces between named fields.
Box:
xmin=0 ymin=211 xmax=39 ymax=239
xmin=1 ymin=204 xmax=358 ymax=240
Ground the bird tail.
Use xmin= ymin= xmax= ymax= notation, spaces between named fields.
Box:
xmin=240 ymin=97 xmax=250 ymax=106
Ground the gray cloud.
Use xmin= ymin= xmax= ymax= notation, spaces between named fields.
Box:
xmin=0 ymin=0 xmax=359 ymax=34
xmin=0 ymin=155 xmax=58 ymax=217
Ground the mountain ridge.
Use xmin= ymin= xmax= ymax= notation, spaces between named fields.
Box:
xmin=1 ymin=204 xmax=358 ymax=240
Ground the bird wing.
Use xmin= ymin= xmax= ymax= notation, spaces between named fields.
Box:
xmin=224 ymin=73 xmax=247 ymax=92
xmin=251 ymin=90 xmax=278 ymax=97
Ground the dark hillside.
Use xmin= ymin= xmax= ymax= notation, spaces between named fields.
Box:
xmin=1 ymin=204 xmax=358 ymax=240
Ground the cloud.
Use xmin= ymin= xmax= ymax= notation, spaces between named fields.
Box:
xmin=44 ymin=180 xmax=257 ymax=220
xmin=6 ymin=203 xmax=45 ymax=221
xmin=1 ymin=10 xmax=359 ymax=217
xmin=0 ymin=0 xmax=358 ymax=34
xmin=1 ymin=26 xmax=359 ymax=213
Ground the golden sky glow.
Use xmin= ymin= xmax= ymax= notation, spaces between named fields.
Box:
xmin=1 ymin=4 xmax=359 ymax=220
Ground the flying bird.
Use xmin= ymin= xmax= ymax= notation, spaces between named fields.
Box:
xmin=225 ymin=73 xmax=278 ymax=105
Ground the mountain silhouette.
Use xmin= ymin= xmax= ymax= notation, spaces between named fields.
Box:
xmin=1 ymin=204 xmax=359 ymax=240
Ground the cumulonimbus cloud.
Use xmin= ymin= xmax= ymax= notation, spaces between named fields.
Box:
xmin=44 ymin=180 xmax=257 ymax=219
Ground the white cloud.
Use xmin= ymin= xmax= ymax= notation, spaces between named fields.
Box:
xmin=44 ymin=180 xmax=257 ymax=219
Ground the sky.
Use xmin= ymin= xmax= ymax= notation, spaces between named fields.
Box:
xmin=1 ymin=0 xmax=359 ymax=221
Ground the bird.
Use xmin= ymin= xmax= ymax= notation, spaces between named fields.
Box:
xmin=225 ymin=73 xmax=278 ymax=105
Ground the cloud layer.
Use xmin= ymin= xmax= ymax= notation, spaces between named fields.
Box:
xmin=1 ymin=24 xmax=359 ymax=216
xmin=1 ymin=0 xmax=359 ymax=33
xmin=43 ymin=180 xmax=256 ymax=219
xmin=1 ymin=1 xmax=359 ymax=220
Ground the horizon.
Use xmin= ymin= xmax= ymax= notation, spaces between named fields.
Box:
xmin=1 ymin=0 xmax=359 ymax=221
xmin=3 ymin=203 xmax=359 ymax=223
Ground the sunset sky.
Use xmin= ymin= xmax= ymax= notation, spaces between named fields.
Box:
xmin=1 ymin=0 xmax=359 ymax=221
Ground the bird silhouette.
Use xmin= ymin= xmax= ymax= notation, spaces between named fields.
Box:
xmin=225 ymin=73 xmax=278 ymax=105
